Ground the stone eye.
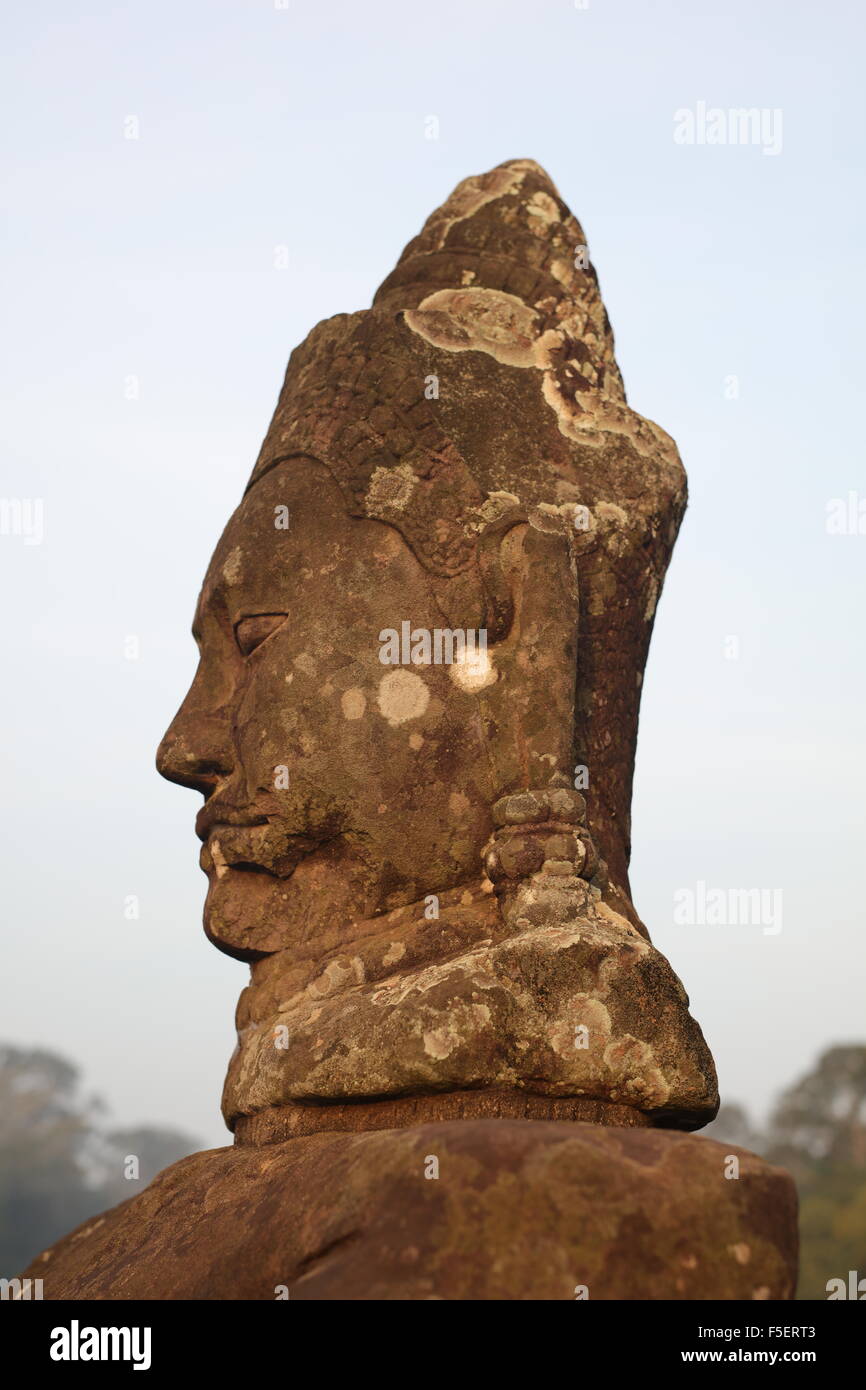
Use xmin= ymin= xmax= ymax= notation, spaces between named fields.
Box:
xmin=234 ymin=613 xmax=287 ymax=657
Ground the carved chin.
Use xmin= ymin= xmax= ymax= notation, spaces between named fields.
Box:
xmin=201 ymin=865 xmax=301 ymax=962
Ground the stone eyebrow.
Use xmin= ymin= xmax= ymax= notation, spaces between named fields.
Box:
xmin=190 ymin=579 xmax=227 ymax=642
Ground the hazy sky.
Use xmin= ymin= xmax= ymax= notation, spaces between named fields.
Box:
xmin=2 ymin=0 xmax=863 ymax=1149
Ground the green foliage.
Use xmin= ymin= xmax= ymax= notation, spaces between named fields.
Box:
xmin=707 ymin=1045 xmax=866 ymax=1300
xmin=0 ymin=1045 xmax=199 ymax=1276
xmin=767 ymin=1044 xmax=866 ymax=1299
xmin=793 ymin=1165 xmax=866 ymax=1299
xmin=770 ymin=1045 xmax=866 ymax=1167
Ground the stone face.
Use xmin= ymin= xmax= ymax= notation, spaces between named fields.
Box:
xmin=23 ymin=1122 xmax=798 ymax=1301
xmin=154 ymin=158 xmax=719 ymax=1137
xmin=20 ymin=159 xmax=797 ymax=1302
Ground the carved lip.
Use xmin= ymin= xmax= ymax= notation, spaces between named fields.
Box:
xmin=199 ymin=821 xmax=317 ymax=880
xmin=195 ymin=805 xmax=269 ymax=842
xmin=199 ymin=840 xmax=277 ymax=877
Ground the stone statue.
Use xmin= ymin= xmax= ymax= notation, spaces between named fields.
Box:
xmin=23 ymin=161 xmax=797 ymax=1299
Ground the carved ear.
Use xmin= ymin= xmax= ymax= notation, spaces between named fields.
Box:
xmin=477 ymin=509 xmax=580 ymax=791
xmin=476 ymin=507 xmax=525 ymax=642
xmin=473 ymin=495 xmax=586 ymax=646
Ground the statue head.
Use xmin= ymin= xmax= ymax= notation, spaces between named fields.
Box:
xmin=157 ymin=160 xmax=717 ymax=1138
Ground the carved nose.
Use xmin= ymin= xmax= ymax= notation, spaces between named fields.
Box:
xmin=156 ymin=715 xmax=233 ymax=796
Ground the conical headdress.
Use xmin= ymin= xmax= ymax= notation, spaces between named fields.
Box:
xmin=245 ymin=160 xmax=676 ymax=598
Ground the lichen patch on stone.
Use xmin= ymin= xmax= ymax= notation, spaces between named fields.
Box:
xmin=377 ymin=670 xmax=430 ymax=726
xmin=365 ymin=463 xmax=417 ymax=513
xmin=222 ymin=546 xmax=243 ymax=585
xmin=341 ymin=688 xmax=366 ymax=720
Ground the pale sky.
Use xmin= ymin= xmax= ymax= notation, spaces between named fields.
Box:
xmin=1 ymin=0 xmax=863 ymax=1148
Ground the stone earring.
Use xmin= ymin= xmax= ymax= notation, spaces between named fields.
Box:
xmin=483 ymin=787 xmax=608 ymax=900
